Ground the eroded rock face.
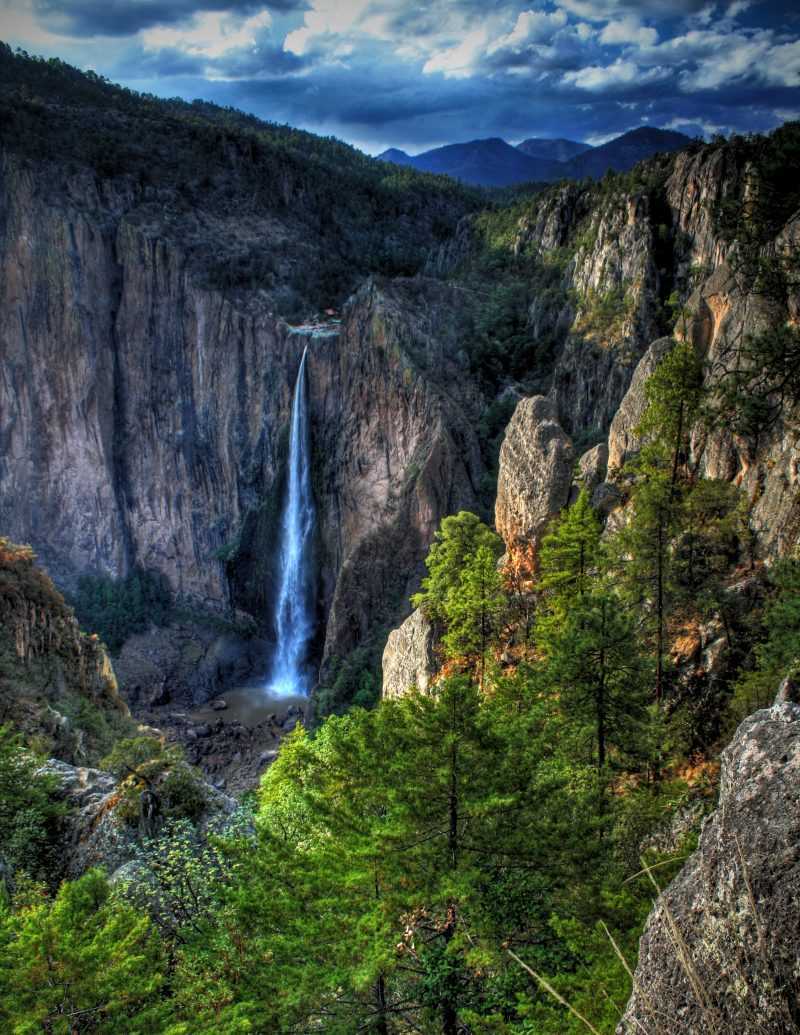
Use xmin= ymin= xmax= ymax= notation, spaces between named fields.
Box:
xmin=495 ymin=396 xmax=574 ymax=559
xmin=607 ymin=337 xmax=675 ymax=473
xmin=0 ymin=152 xmax=485 ymax=692
xmin=310 ymin=277 xmax=484 ymax=670
xmin=381 ymin=608 xmax=436 ymax=699
xmin=619 ymin=679 xmax=800 ymax=1035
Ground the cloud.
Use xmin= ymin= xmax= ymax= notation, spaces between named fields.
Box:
xmin=142 ymin=9 xmax=273 ymax=59
xmin=487 ymin=8 xmax=569 ymax=53
xmin=564 ymin=56 xmax=667 ymax=90
xmin=599 ymin=17 xmax=658 ymax=47
xmin=31 ymin=0 xmax=305 ymax=38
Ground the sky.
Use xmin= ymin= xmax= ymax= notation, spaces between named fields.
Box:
xmin=1 ymin=0 xmax=799 ymax=153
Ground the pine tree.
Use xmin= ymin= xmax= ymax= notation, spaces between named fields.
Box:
xmin=538 ymin=590 xmax=650 ymax=772
xmin=442 ymin=543 xmax=507 ymax=686
xmin=411 ymin=512 xmax=504 ymax=627
xmin=538 ymin=487 xmax=603 ymax=610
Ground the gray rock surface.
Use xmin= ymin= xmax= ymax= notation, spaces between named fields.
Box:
xmin=619 ymin=678 xmax=800 ymax=1035
xmin=607 ymin=336 xmax=675 ymax=473
xmin=381 ymin=608 xmax=437 ymax=699
xmin=495 ymin=396 xmax=574 ymax=558
xmin=39 ymin=757 xmax=237 ymax=880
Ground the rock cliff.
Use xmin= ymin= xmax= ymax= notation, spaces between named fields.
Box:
xmin=495 ymin=396 xmax=574 ymax=562
xmin=0 ymin=537 xmax=129 ymax=763
xmin=619 ymin=679 xmax=800 ymax=1034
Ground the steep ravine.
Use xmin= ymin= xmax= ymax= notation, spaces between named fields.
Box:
xmin=0 ymin=151 xmax=487 ymax=710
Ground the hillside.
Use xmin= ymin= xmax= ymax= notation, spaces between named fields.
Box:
xmin=378 ymin=127 xmax=694 ymax=186
xmin=564 ymin=126 xmax=693 ymax=178
xmin=0 ymin=43 xmax=478 ymax=318
xmin=378 ymin=136 xmax=564 ymax=186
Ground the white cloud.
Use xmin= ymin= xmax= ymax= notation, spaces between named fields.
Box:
xmin=599 ymin=17 xmax=658 ymax=47
xmin=142 ymin=9 xmax=272 ymax=59
xmin=487 ymin=8 xmax=568 ymax=55
xmin=423 ymin=26 xmax=489 ymax=78
xmin=763 ymin=40 xmax=800 ymax=88
xmin=726 ymin=0 xmax=750 ymax=19
xmin=564 ymin=56 xmax=666 ymax=89
xmin=284 ymin=0 xmax=372 ymax=57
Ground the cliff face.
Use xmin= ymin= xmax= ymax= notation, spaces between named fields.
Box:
xmin=490 ymin=145 xmax=799 ymax=561
xmin=0 ymin=151 xmax=296 ymax=606
xmin=0 ymin=151 xmax=484 ymax=697
xmin=619 ymin=679 xmax=800 ymax=1035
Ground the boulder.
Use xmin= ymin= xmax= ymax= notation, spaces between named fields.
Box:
xmin=382 ymin=608 xmax=437 ymax=699
xmin=495 ymin=396 xmax=574 ymax=558
xmin=618 ymin=678 xmax=800 ymax=1034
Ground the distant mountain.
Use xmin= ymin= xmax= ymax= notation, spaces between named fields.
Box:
xmin=377 ymin=127 xmax=695 ymax=187
xmin=516 ymin=137 xmax=588 ymax=162
xmin=563 ymin=127 xmax=693 ymax=179
xmin=377 ymin=147 xmax=415 ymax=166
xmin=377 ymin=137 xmax=564 ymax=187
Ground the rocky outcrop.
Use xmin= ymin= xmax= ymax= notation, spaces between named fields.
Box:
xmin=40 ymin=757 xmax=237 ymax=880
xmin=619 ymin=679 xmax=800 ymax=1035
xmin=0 ymin=538 xmax=129 ymax=763
xmin=607 ymin=336 xmax=675 ymax=473
xmin=495 ymin=396 xmax=574 ymax=560
xmin=381 ymin=608 xmax=437 ymax=699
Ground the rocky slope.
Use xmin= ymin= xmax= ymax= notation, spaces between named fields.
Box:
xmin=619 ymin=679 xmax=800 ymax=1034
xmin=0 ymin=537 xmax=129 ymax=763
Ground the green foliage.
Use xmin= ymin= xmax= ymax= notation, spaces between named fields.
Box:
xmin=0 ymin=870 xmax=166 ymax=1034
xmin=0 ymin=728 xmax=64 ymax=884
xmin=538 ymin=488 xmax=603 ymax=611
xmin=71 ymin=569 xmax=173 ymax=654
xmin=714 ymin=323 xmax=800 ymax=444
xmin=442 ymin=544 xmax=508 ymax=679
xmin=727 ymin=558 xmax=800 ymax=726
xmin=101 ymin=737 xmax=206 ymax=826
xmin=314 ymin=632 xmax=386 ymax=720
xmin=412 ymin=511 xmax=504 ymax=627
xmin=537 ymin=590 xmax=652 ymax=772
xmin=637 ymin=340 xmax=704 ymax=478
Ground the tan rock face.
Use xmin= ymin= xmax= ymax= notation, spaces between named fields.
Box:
xmin=495 ymin=396 xmax=574 ymax=560
xmin=311 ymin=277 xmax=484 ymax=669
xmin=381 ymin=607 xmax=436 ymax=699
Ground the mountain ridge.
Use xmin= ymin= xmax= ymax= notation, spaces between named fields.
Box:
xmin=379 ymin=126 xmax=694 ymax=186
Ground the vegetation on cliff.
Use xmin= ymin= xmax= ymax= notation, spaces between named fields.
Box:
xmin=0 ymin=44 xmax=479 ymax=316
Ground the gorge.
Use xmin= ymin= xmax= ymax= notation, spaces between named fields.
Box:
xmin=0 ymin=43 xmax=799 ymax=1035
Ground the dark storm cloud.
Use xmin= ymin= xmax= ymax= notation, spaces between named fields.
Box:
xmin=32 ymin=0 xmax=307 ymax=38
xmin=5 ymin=0 xmax=800 ymax=152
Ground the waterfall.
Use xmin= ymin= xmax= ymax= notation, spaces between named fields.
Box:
xmin=267 ymin=346 xmax=315 ymax=697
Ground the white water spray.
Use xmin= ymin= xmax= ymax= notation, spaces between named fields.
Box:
xmin=267 ymin=346 xmax=315 ymax=697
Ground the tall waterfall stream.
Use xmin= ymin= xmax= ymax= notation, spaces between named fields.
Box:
xmin=267 ymin=346 xmax=315 ymax=697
